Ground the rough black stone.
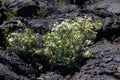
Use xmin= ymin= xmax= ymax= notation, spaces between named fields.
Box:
xmin=0 ymin=49 xmax=38 ymax=80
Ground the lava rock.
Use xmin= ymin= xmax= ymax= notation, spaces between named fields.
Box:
xmin=0 ymin=17 xmax=27 ymax=48
xmin=28 ymin=18 xmax=53 ymax=34
xmin=0 ymin=49 xmax=39 ymax=80
xmin=39 ymin=72 xmax=71 ymax=80
xmin=17 ymin=4 xmax=39 ymax=17
xmin=96 ymin=16 xmax=120 ymax=42
xmin=86 ymin=0 xmax=120 ymax=14
xmin=3 ymin=0 xmax=40 ymax=17
xmin=71 ymin=40 xmax=120 ymax=80
xmin=70 ymin=0 xmax=90 ymax=7
xmin=0 ymin=7 xmax=6 ymax=25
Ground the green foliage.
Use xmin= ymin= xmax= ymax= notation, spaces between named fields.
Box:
xmin=4 ymin=6 xmax=18 ymax=19
xmin=2 ymin=27 xmax=9 ymax=47
xmin=11 ymin=6 xmax=18 ymax=15
xmin=2 ymin=20 xmax=23 ymax=48
xmin=6 ymin=28 xmax=43 ymax=69
xmin=5 ymin=17 xmax=102 ymax=70
xmin=42 ymin=17 xmax=102 ymax=67
xmin=4 ymin=11 xmax=15 ymax=19
xmin=37 ymin=7 xmax=47 ymax=16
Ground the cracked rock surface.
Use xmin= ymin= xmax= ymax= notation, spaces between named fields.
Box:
xmin=71 ymin=40 xmax=120 ymax=80
xmin=0 ymin=0 xmax=120 ymax=80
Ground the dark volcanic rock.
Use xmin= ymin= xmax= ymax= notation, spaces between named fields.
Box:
xmin=0 ymin=49 xmax=38 ymax=80
xmin=56 ymin=4 xmax=79 ymax=14
xmin=27 ymin=4 xmax=80 ymax=34
xmin=0 ymin=7 xmax=6 ymax=25
xmin=0 ymin=63 xmax=29 ymax=80
xmin=17 ymin=4 xmax=39 ymax=17
xmin=96 ymin=16 xmax=120 ymax=42
xmin=39 ymin=72 xmax=64 ymax=80
xmin=71 ymin=40 xmax=120 ymax=80
xmin=69 ymin=1 xmax=120 ymax=79
xmin=0 ymin=17 xmax=27 ymax=48
xmin=86 ymin=0 xmax=120 ymax=14
xmin=0 ymin=0 xmax=120 ymax=80
xmin=70 ymin=0 xmax=90 ymax=7
xmin=3 ymin=0 xmax=40 ymax=17
xmin=28 ymin=18 xmax=52 ymax=34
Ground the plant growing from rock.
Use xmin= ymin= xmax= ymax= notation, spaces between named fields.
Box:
xmin=1 ymin=20 xmax=23 ymax=48
xmin=42 ymin=17 xmax=102 ymax=68
xmin=37 ymin=7 xmax=48 ymax=16
xmin=3 ymin=6 xmax=18 ymax=19
xmin=6 ymin=28 xmax=43 ymax=69
xmin=6 ymin=17 xmax=102 ymax=70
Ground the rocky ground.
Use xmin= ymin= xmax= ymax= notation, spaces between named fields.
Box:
xmin=0 ymin=0 xmax=120 ymax=80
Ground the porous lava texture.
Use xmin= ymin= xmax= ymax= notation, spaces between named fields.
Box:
xmin=0 ymin=0 xmax=120 ymax=80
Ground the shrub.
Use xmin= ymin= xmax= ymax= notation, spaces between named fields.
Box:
xmin=6 ymin=17 xmax=102 ymax=70
xmin=42 ymin=17 xmax=102 ymax=68
xmin=2 ymin=20 xmax=23 ymax=48
xmin=6 ymin=28 xmax=43 ymax=69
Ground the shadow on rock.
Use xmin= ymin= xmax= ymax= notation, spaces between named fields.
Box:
xmin=0 ymin=49 xmax=39 ymax=80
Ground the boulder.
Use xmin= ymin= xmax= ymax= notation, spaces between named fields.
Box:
xmin=0 ymin=7 xmax=6 ymax=25
xmin=71 ymin=40 xmax=120 ymax=80
xmin=86 ymin=0 xmax=120 ymax=14
xmin=2 ymin=0 xmax=40 ymax=17
xmin=0 ymin=49 xmax=39 ymax=80
xmin=96 ymin=16 xmax=120 ymax=42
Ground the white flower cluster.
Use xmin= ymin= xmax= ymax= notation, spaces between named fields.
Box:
xmin=6 ymin=17 xmax=102 ymax=68
xmin=7 ymin=28 xmax=41 ymax=55
xmin=6 ymin=28 xmax=43 ymax=69
xmin=43 ymin=17 xmax=102 ymax=67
